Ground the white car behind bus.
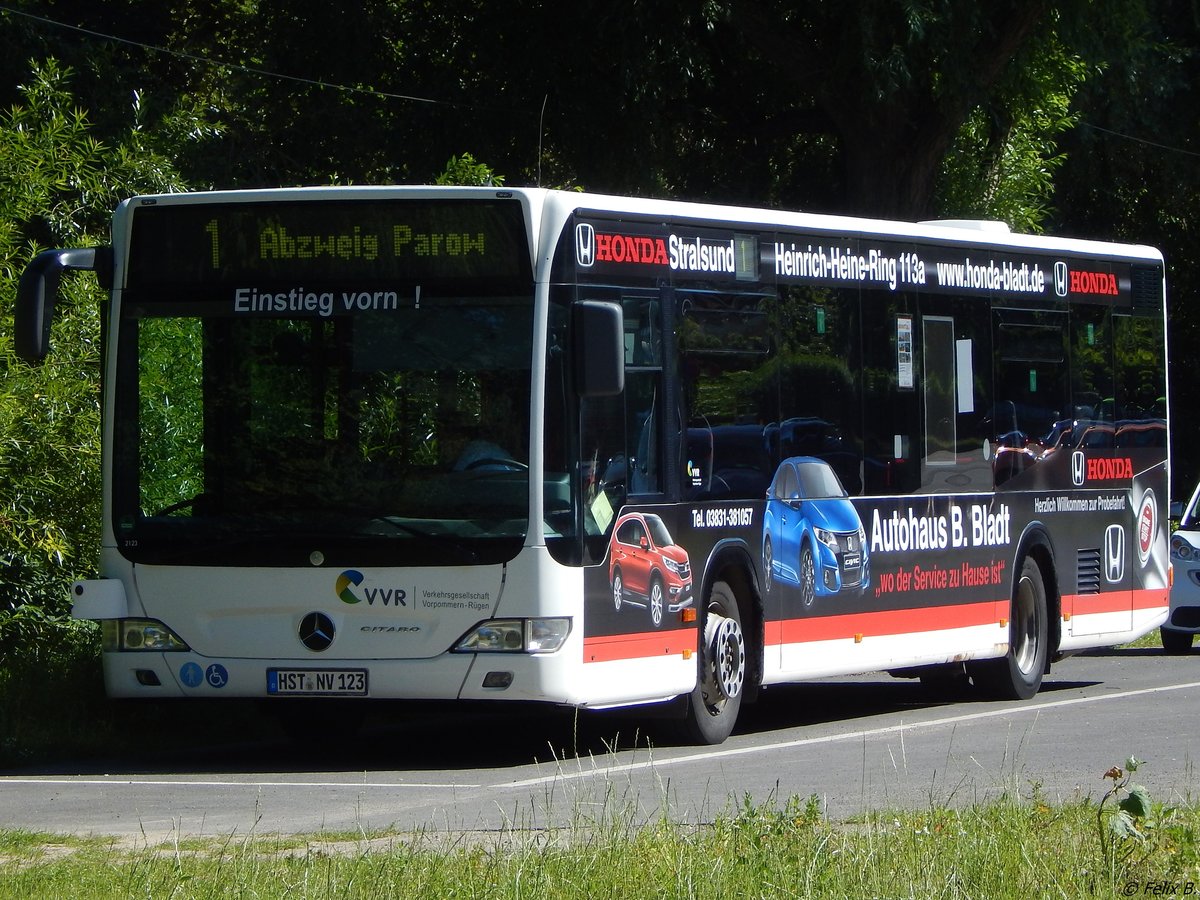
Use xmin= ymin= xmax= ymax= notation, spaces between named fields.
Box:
xmin=1164 ymin=480 xmax=1200 ymax=653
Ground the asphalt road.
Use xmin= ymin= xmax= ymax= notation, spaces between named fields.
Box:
xmin=2 ymin=646 xmax=1198 ymax=843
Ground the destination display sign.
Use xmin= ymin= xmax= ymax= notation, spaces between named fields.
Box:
xmin=125 ymin=198 xmax=532 ymax=290
xmin=569 ymin=216 xmax=1137 ymax=306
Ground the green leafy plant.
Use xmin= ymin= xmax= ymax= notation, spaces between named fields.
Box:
xmin=0 ymin=59 xmax=203 ymax=763
xmin=0 ymin=59 xmax=195 ymax=616
xmin=1097 ymin=756 xmax=1153 ymax=861
xmin=435 ymin=152 xmax=504 ymax=187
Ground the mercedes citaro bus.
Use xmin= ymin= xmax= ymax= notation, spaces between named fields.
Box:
xmin=15 ymin=187 xmax=1169 ymax=744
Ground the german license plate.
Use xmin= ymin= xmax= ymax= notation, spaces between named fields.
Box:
xmin=267 ymin=668 xmax=367 ymax=696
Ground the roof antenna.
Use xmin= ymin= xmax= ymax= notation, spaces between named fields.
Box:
xmin=537 ymin=94 xmax=548 ymax=187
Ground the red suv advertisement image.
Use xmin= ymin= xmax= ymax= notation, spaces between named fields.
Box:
xmin=608 ymin=512 xmax=694 ymax=627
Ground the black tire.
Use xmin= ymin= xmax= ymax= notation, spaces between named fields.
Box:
xmin=612 ymin=569 xmax=623 ymax=612
xmin=1161 ymin=627 xmax=1194 ymax=655
xmin=680 ymin=581 xmax=746 ymax=745
xmin=799 ymin=544 xmax=816 ymax=608
xmin=649 ymin=575 xmax=664 ymax=628
xmin=974 ymin=556 xmax=1048 ymax=700
xmin=763 ymin=537 xmax=774 ymax=596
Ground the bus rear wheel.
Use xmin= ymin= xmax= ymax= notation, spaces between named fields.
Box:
xmin=680 ymin=580 xmax=745 ymax=745
xmin=973 ymin=556 xmax=1047 ymax=700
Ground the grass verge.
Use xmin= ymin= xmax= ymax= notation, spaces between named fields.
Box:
xmin=1 ymin=791 xmax=1198 ymax=898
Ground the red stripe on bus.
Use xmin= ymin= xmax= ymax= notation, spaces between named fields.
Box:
xmin=583 ymin=628 xmax=697 ymax=663
xmin=1063 ymin=587 xmax=1169 ymax=618
xmin=585 ymin=589 xmax=1167 ymax=662
xmin=764 ymin=600 xmax=1004 ymax=646
xmin=1133 ymin=587 xmax=1171 ymax=610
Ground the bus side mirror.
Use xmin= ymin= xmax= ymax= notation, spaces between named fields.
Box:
xmin=14 ymin=247 xmax=111 ymax=363
xmin=572 ymin=300 xmax=625 ymax=397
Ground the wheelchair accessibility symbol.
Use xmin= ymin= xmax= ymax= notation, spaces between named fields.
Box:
xmin=205 ymin=664 xmax=229 ymax=689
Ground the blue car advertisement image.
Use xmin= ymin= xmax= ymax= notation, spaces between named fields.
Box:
xmin=762 ymin=456 xmax=869 ymax=607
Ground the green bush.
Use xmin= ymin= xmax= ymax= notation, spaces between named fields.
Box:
xmin=0 ymin=608 xmax=102 ymax=765
xmin=0 ymin=60 xmax=201 ymax=762
xmin=0 ymin=59 xmax=194 ymax=615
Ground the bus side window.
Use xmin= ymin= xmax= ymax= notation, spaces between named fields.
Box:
xmin=627 ymin=374 xmax=660 ymax=494
xmin=678 ymin=291 xmax=774 ymax=500
xmin=580 ymin=392 xmax=625 ymax=538
xmin=773 ymin=285 xmax=863 ymax=495
xmin=624 ymin=295 xmax=663 ymax=496
xmin=991 ymin=311 xmax=1067 ymax=486
xmin=574 ymin=293 xmax=663 ymax=558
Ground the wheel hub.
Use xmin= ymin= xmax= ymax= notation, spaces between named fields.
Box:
xmin=705 ymin=612 xmax=745 ymax=700
xmin=1012 ymin=574 xmax=1039 ymax=675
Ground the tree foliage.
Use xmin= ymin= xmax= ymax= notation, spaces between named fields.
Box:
xmin=936 ymin=36 xmax=1088 ymax=232
xmin=0 ymin=1 xmax=1144 ymax=212
xmin=1050 ymin=0 xmax=1200 ymax=489
xmin=0 ymin=59 xmax=190 ymax=614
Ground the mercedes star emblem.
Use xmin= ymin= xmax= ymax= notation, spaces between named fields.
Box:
xmin=299 ymin=611 xmax=336 ymax=652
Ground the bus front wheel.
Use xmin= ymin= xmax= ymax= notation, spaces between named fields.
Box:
xmin=680 ymin=580 xmax=745 ymax=745
xmin=973 ymin=556 xmax=1048 ymax=700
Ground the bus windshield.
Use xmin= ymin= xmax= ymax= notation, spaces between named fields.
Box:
xmin=111 ymin=197 xmax=535 ymax=567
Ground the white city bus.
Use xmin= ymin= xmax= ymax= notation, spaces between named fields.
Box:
xmin=16 ymin=187 xmax=1170 ymax=744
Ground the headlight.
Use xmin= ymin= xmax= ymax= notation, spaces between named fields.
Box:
xmin=1172 ymin=534 xmax=1196 ymax=562
xmin=453 ymin=617 xmax=571 ymax=654
xmin=662 ymin=556 xmax=685 ymax=576
xmin=102 ymin=618 xmax=189 ymax=652
xmin=815 ymin=528 xmax=839 ymax=550
xmin=526 ymin=618 xmax=572 ymax=652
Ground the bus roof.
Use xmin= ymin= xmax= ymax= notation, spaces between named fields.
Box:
xmin=116 ymin=185 xmax=1164 ymax=265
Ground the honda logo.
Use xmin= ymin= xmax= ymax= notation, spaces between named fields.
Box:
xmin=1104 ymin=525 xmax=1125 ymax=584
xmin=1071 ymin=451 xmax=1086 ymax=486
xmin=576 ymin=223 xmax=596 ymax=268
xmin=1054 ymin=261 xmax=1068 ymax=298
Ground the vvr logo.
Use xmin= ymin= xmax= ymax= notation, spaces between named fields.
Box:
xmin=336 ymin=570 xmax=407 ymax=607
xmin=1071 ymin=451 xmax=1086 ymax=487
xmin=336 ymin=569 xmax=365 ymax=604
xmin=576 ymin=223 xmax=596 ymax=268
xmin=1104 ymin=525 xmax=1125 ymax=584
